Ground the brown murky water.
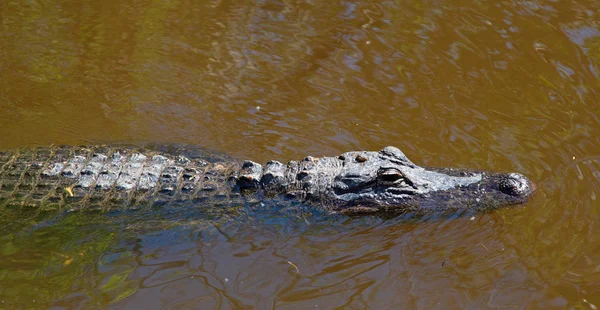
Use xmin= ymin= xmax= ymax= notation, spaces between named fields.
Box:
xmin=1 ymin=0 xmax=600 ymax=308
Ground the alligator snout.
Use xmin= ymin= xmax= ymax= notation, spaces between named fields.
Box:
xmin=499 ymin=173 xmax=535 ymax=197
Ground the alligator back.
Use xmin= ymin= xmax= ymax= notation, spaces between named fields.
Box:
xmin=0 ymin=145 xmax=242 ymax=211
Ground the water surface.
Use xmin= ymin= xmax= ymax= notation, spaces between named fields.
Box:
xmin=1 ymin=0 xmax=600 ymax=308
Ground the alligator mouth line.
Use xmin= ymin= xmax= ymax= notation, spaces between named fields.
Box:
xmin=385 ymin=187 xmax=418 ymax=196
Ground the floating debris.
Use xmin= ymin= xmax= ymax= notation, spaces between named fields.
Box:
xmin=65 ymin=187 xmax=74 ymax=197
xmin=287 ymin=261 xmax=299 ymax=274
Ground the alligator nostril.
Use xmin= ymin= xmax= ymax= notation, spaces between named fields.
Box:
xmin=499 ymin=173 xmax=534 ymax=197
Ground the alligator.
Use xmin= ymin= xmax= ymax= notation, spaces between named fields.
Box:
xmin=0 ymin=145 xmax=535 ymax=215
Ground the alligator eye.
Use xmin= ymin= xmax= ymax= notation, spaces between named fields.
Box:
xmin=378 ymin=168 xmax=404 ymax=183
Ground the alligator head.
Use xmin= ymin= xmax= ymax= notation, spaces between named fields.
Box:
xmin=324 ymin=146 xmax=535 ymax=214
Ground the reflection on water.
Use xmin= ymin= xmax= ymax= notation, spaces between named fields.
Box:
xmin=1 ymin=0 xmax=600 ymax=308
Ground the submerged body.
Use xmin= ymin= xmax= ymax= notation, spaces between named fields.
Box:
xmin=0 ymin=145 xmax=535 ymax=215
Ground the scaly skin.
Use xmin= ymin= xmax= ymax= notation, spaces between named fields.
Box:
xmin=0 ymin=145 xmax=536 ymax=215
xmin=0 ymin=145 xmax=241 ymax=211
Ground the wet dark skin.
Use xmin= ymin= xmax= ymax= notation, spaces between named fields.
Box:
xmin=0 ymin=145 xmax=535 ymax=215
